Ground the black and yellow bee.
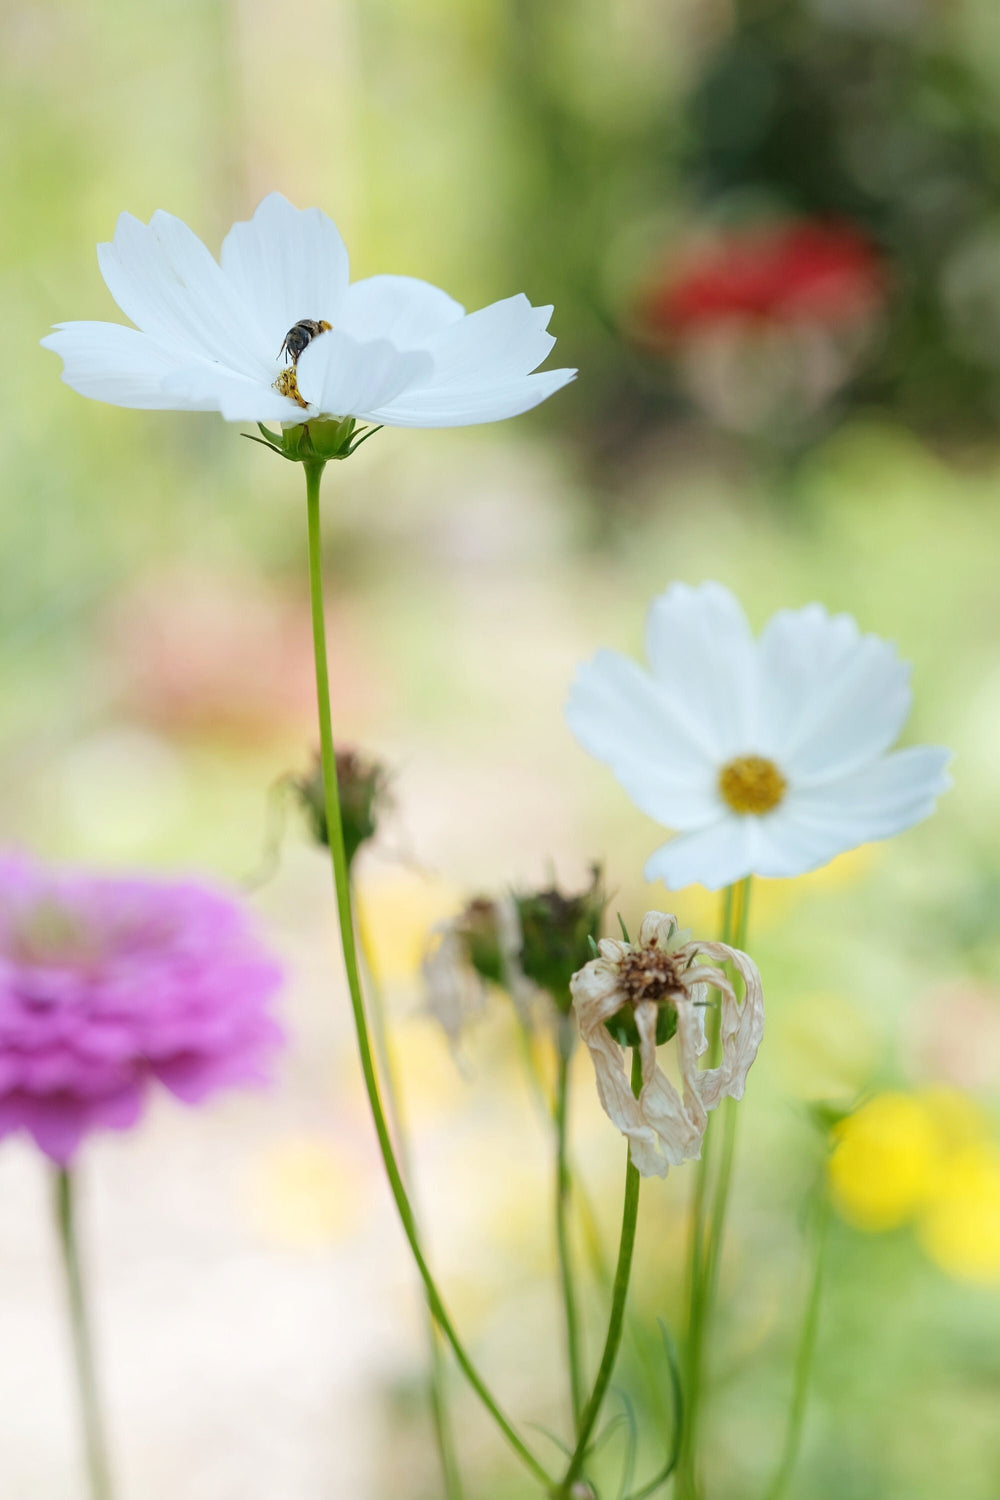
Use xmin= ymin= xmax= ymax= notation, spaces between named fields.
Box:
xmin=279 ymin=319 xmax=332 ymax=365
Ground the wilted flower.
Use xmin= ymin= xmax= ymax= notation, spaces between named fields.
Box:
xmin=571 ymin=911 xmax=763 ymax=1178
xmin=566 ymin=581 xmax=951 ymax=890
xmin=42 ymin=193 xmax=575 ymax=429
xmin=0 ymin=852 xmax=283 ymax=1163
xmin=295 ymin=747 xmax=390 ymax=871
xmin=422 ymin=895 xmax=523 ymax=1047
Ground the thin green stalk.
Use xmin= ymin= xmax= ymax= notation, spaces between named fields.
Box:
xmin=623 ymin=1327 xmax=683 ymax=1500
xmin=555 ymin=1037 xmax=584 ymax=1431
xmin=303 ymin=461 xmax=551 ymax=1490
xmin=356 ymin=905 xmax=463 ymax=1500
xmin=555 ymin=1048 xmax=644 ymax=1497
xmin=677 ymin=877 xmax=752 ymax=1500
xmin=701 ymin=880 xmax=753 ymax=1314
xmin=763 ymin=1188 xmax=831 ymax=1500
xmin=54 ymin=1169 xmax=113 ymax=1500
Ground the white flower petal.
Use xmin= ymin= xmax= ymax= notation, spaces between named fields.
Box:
xmin=566 ymin=650 xmax=719 ymax=786
xmin=758 ymin=605 xmax=912 ymax=780
xmin=733 ymin=809 xmax=846 ymax=879
xmin=160 ymin=363 xmax=305 ymax=423
xmin=644 ymin=583 xmax=757 ymax=760
xmin=295 ymin=331 xmax=434 ymax=418
xmin=41 ymin=322 xmax=198 ymax=409
xmin=644 ymin=817 xmax=754 ymax=891
xmin=610 ymin=758 xmax=722 ymax=831
xmin=98 ymin=210 xmax=271 ymax=377
xmin=220 ymin=192 xmax=351 ymax=354
xmin=421 ymin=294 xmax=559 ymax=386
xmin=336 ymin=275 xmax=465 ymax=348
xmin=787 ymin=746 xmax=952 ymax=840
xmin=369 ymin=368 xmax=576 ymax=428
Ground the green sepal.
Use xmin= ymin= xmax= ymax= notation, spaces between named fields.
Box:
xmin=244 ymin=416 xmax=377 ymax=465
xmin=605 ymin=1002 xmax=678 ymax=1050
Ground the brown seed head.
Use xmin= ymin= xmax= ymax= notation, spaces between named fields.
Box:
xmin=615 ymin=946 xmax=687 ymax=1006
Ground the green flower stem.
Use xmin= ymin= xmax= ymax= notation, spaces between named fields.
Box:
xmin=554 ymin=1035 xmax=584 ymax=1431
xmin=700 ymin=881 xmax=752 ymax=1318
xmin=677 ymin=876 xmax=753 ymax=1500
xmin=303 ymin=460 xmax=551 ymax=1490
xmin=554 ymin=1048 xmax=644 ymax=1498
xmin=763 ymin=1185 xmax=831 ymax=1500
xmin=54 ymin=1168 xmax=113 ymax=1500
xmin=356 ymin=905 xmax=463 ymax=1500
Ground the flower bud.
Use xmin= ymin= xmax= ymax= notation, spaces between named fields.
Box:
xmin=295 ymin=748 xmax=389 ymax=871
xmin=513 ymin=865 xmax=606 ymax=1014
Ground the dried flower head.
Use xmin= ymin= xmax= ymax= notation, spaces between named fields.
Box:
xmin=294 ymin=747 xmax=390 ymax=870
xmin=570 ymin=912 xmax=763 ymax=1178
xmin=0 ymin=851 xmax=284 ymax=1163
xmin=422 ymin=895 xmax=524 ymax=1047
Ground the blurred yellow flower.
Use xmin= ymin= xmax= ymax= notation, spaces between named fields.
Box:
xmin=918 ymin=1143 xmax=1000 ymax=1284
xmin=831 ymin=1088 xmax=1000 ymax=1282
xmin=829 ymin=1092 xmax=947 ymax=1231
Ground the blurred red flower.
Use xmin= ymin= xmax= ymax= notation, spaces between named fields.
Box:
xmin=637 ymin=218 xmax=887 ymax=435
xmin=645 ymin=219 xmax=885 ymax=336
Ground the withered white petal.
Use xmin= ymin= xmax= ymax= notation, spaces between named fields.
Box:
xmin=570 ymin=910 xmax=764 ymax=1177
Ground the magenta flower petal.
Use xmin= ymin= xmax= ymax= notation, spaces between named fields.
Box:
xmin=0 ymin=851 xmax=284 ymax=1163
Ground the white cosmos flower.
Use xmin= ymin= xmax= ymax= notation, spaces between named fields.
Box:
xmin=566 ymin=581 xmax=951 ymax=890
xmin=41 ymin=193 xmax=576 ymax=428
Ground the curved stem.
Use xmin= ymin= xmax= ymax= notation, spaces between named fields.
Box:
xmin=554 ymin=1035 xmax=584 ymax=1431
xmin=54 ymin=1168 xmax=114 ymax=1500
xmin=763 ymin=1186 xmax=831 ymax=1500
xmin=303 ymin=460 xmax=551 ymax=1490
xmin=555 ymin=1048 xmax=643 ymax=1497
xmin=356 ymin=903 xmax=464 ymax=1500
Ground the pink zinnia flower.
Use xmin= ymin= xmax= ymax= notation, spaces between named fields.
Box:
xmin=0 ymin=852 xmax=284 ymax=1163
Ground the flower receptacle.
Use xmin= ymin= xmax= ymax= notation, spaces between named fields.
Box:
xmin=295 ymin=748 xmax=389 ymax=872
xmin=605 ymin=1001 xmax=679 ymax=1051
xmin=246 ymin=417 xmax=382 ymax=465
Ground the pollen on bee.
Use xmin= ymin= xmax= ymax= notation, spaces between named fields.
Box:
xmin=274 ymin=366 xmax=308 ymax=408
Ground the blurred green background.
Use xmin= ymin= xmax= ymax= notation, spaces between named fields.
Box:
xmin=2 ymin=0 xmax=1000 ymax=1497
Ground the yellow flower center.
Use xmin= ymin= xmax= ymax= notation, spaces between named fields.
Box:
xmin=718 ymin=754 xmax=787 ymax=815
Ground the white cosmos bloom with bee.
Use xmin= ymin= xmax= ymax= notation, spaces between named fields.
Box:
xmin=566 ymin=581 xmax=951 ymax=890
xmin=41 ymin=193 xmax=576 ymax=428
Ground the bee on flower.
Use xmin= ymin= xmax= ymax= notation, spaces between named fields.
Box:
xmin=570 ymin=911 xmax=764 ymax=1178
